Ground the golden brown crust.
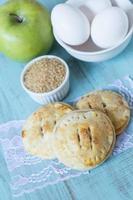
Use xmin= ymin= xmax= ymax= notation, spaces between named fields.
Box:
xmin=53 ymin=110 xmax=116 ymax=170
xmin=22 ymin=102 xmax=73 ymax=159
xmin=76 ymin=90 xmax=130 ymax=135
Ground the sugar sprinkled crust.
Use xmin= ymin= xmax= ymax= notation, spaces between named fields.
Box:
xmin=76 ymin=90 xmax=130 ymax=135
xmin=22 ymin=102 xmax=73 ymax=159
xmin=53 ymin=110 xmax=115 ymax=170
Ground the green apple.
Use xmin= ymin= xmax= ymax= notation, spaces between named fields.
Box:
xmin=0 ymin=0 xmax=54 ymax=62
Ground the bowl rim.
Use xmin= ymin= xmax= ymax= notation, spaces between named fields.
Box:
xmin=20 ymin=55 xmax=69 ymax=96
xmin=54 ymin=24 xmax=133 ymax=55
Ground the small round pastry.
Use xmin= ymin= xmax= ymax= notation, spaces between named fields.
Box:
xmin=76 ymin=90 xmax=130 ymax=135
xmin=53 ymin=110 xmax=115 ymax=170
xmin=22 ymin=102 xmax=73 ymax=159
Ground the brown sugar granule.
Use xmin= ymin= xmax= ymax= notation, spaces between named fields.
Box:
xmin=24 ymin=58 xmax=66 ymax=93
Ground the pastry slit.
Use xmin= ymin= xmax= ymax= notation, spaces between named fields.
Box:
xmin=77 ymin=129 xmax=82 ymax=148
xmin=40 ymin=127 xmax=44 ymax=137
xmin=88 ymin=127 xmax=92 ymax=150
xmin=87 ymin=103 xmax=92 ymax=109
xmin=102 ymin=102 xmax=106 ymax=108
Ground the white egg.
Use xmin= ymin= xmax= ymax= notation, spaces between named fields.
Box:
xmin=91 ymin=7 xmax=129 ymax=49
xmin=85 ymin=0 xmax=112 ymax=15
xmin=51 ymin=4 xmax=90 ymax=46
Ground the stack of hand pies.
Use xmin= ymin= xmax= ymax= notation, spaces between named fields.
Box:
xmin=22 ymin=90 xmax=130 ymax=170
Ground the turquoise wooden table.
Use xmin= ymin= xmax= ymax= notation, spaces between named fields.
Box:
xmin=0 ymin=0 xmax=133 ymax=199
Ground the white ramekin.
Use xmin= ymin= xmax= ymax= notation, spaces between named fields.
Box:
xmin=20 ymin=55 xmax=70 ymax=105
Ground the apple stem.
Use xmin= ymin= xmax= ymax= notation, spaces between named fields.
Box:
xmin=9 ymin=13 xmax=23 ymax=23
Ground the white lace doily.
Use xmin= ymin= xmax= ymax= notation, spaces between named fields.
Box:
xmin=0 ymin=75 xmax=133 ymax=197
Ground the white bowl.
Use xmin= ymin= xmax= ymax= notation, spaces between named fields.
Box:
xmin=53 ymin=0 xmax=133 ymax=62
xmin=20 ymin=55 xmax=70 ymax=105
